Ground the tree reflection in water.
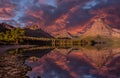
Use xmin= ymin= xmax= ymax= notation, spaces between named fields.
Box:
xmin=0 ymin=46 xmax=120 ymax=78
xmin=25 ymin=48 xmax=120 ymax=78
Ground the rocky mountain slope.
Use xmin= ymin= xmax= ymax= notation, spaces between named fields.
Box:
xmin=52 ymin=30 xmax=73 ymax=38
xmin=82 ymin=18 xmax=120 ymax=38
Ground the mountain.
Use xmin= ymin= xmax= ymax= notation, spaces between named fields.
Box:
xmin=82 ymin=18 xmax=120 ymax=38
xmin=25 ymin=25 xmax=53 ymax=38
xmin=0 ymin=23 xmax=53 ymax=38
xmin=1 ymin=0 xmax=120 ymax=35
xmin=52 ymin=30 xmax=73 ymax=38
xmin=0 ymin=23 xmax=14 ymax=32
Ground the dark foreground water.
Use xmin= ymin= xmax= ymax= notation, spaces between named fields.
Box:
xmin=0 ymin=46 xmax=120 ymax=78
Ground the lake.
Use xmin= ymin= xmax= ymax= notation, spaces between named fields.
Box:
xmin=0 ymin=45 xmax=120 ymax=78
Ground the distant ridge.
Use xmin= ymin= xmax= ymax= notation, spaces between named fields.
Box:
xmin=53 ymin=30 xmax=73 ymax=38
xmin=25 ymin=25 xmax=53 ymax=38
xmin=0 ymin=24 xmax=53 ymax=38
xmin=0 ymin=23 xmax=14 ymax=32
xmin=82 ymin=18 xmax=120 ymax=38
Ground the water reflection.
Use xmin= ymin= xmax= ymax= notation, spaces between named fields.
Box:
xmin=0 ymin=46 xmax=120 ymax=78
xmin=25 ymin=47 xmax=120 ymax=78
xmin=0 ymin=47 xmax=53 ymax=78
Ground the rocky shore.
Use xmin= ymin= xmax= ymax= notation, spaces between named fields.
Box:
xmin=0 ymin=53 xmax=31 ymax=78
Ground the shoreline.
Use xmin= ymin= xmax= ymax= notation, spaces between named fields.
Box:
xmin=0 ymin=45 xmax=37 ymax=53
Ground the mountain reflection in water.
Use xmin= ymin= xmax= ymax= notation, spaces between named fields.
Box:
xmin=25 ymin=47 xmax=120 ymax=78
xmin=0 ymin=46 xmax=120 ymax=78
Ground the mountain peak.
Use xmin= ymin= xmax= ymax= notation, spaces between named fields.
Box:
xmin=25 ymin=25 xmax=53 ymax=38
xmin=82 ymin=18 xmax=120 ymax=38
xmin=0 ymin=23 xmax=14 ymax=32
xmin=0 ymin=23 xmax=14 ymax=29
xmin=26 ymin=25 xmax=41 ymax=30
xmin=94 ymin=18 xmax=104 ymax=22
xmin=54 ymin=30 xmax=73 ymax=38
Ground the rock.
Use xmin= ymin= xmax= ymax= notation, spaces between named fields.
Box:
xmin=0 ymin=54 xmax=31 ymax=78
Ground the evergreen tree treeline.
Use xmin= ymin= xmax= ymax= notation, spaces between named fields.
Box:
xmin=0 ymin=28 xmax=25 ymax=44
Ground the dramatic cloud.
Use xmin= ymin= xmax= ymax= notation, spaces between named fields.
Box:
xmin=0 ymin=0 xmax=57 ymax=27
xmin=0 ymin=0 xmax=120 ymax=33
xmin=0 ymin=0 xmax=16 ymax=21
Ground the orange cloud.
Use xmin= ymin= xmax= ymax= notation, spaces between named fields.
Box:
xmin=0 ymin=1 xmax=16 ymax=21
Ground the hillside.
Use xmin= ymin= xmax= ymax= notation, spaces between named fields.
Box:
xmin=53 ymin=30 xmax=73 ymax=38
xmin=0 ymin=23 xmax=14 ymax=32
xmin=0 ymin=23 xmax=53 ymax=38
xmin=82 ymin=18 xmax=120 ymax=38
xmin=25 ymin=25 xmax=53 ymax=38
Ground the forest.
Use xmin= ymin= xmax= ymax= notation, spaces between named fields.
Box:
xmin=0 ymin=28 xmax=25 ymax=44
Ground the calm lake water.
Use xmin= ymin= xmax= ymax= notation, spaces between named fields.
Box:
xmin=0 ymin=46 xmax=120 ymax=78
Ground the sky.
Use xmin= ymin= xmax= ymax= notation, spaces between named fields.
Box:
xmin=0 ymin=0 xmax=120 ymax=34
